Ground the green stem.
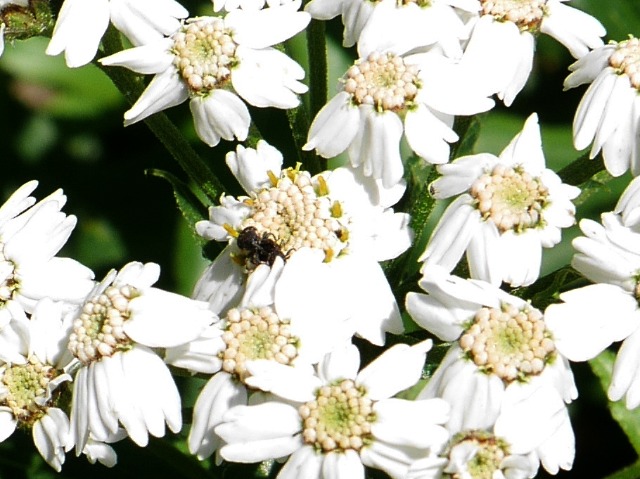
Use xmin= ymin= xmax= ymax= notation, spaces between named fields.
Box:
xmin=305 ymin=18 xmax=328 ymax=119
xmin=99 ymin=25 xmax=225 ymax=204
xmin=557 ymin=152 xmax=605 ymax=186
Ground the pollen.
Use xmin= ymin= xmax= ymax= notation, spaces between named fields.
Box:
xmin=299 ymin=379 xmax=375 ymax=453
xmin=343 ymin=52 xmax=420 ymax=112
xmin=220 ymin=306 xmax=299 ymax=382
xmin=1 ymin=357 xmax=60 ymax=426
xmin=609 ymin=37 xmax=640 ymax=90
xmin=470 ymin=164 xmax=549 ymax=233
xmin=481 ymin=0 xmax=547 ymax=33
xmin=68 ymin=284 xmax=138 ymax=364
xmin=238 ymin=168 xmax=350 ymax=264
xmin=171 ymin=17 xmax=238 ymax=94
xmin=459 ymin=302 xmax=556 ymax=383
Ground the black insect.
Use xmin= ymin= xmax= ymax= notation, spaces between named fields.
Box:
xmin=236 ymin=226 xmax=286 ymax=268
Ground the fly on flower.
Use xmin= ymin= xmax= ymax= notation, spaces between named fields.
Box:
xmin=235 ymin=226 xmax=288 ymax=268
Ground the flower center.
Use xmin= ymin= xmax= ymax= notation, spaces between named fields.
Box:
xmin=459 ymin=303 xmax=555 ymax=383
xmin=237 ymin=168 xmax=349 ymax=265
xmin=220 ymin=306 xmax=299 ymax=382
xmin=0 ymin=244 xmax=19 ymax=307
xmin=609 ymin=37 xmax=640 ymax=90
xmin=445 ymin=430 xmax=510 ymax=479
xmin=299 ymin=379 xmax=375 ymax=453
xmin=343 ymin=52 xmax=420 ymax=112
xmin=480 ymin=0 xmax=547 ymax=32
xmin=68 ymin=285 xmax=138 ymax=364
xmin=171 ymin=17 xmax=238 ymax=94
xmin=1 ymin=357 xmax=59 ymax=426
xmin=470 ymin=164 xmax=549 ymax=233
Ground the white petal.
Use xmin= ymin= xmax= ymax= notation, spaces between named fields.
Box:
xmin=227 ymin=4 xmax=310 ymax=49
xmin=189 ymin=91 xmax=250 ymax=146
xmin=545 ymin=284 xmax=639 ymax=362
xmin=405 ymin=106 xmax=457 ymax=165
xmin=227 ymin=140 xmax=284 ymax=193
xmin=323 ymin=450 xmax=365 ymax=479
xmin=244 ymin=361 xmax=320 ymax=402
xmin=98 ymin=38 xmax=174 ymax=74
xmin=123 ymin=69 xmax=189 ymax=125
xmin=189 ymin=372 xmax=247 ymax=460
xmin=357 ymin=341 xmax=432 ymax=400
xmin=303 ymin=92 xmax=360 ymax=157
xmin=277 ymin=446 xmax=323 ymax=479
xmin=540 ymin=0 xmax=605 ymax=58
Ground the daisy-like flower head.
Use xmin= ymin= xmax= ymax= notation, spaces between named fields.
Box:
xmin=564 ymin=36 xmax=640 ymax=177
xmin=420 ymin=113 xmax=580 ymax=287
xmin=99 ymin=4 xmax=310 ymax=147
xmin=194 ymin=140 xmax=412 ymax=345
xmin=167 ymin=261 xmax=353 ymax=460
xmin=46 ymin=0 xmax=189 ymax=68
xmin=216 ymin=340 xmax=451 ymax=479
xmin=67 ymin=261 xmax=216 ymax=453
xmin=304 ymin=48 xmax=496 ymax=188
xmin=406 ymin=264 xmax=580 ymax=475
xmin=543 ymin=199 xmax=640 ymax=409
xmin=461 ymin=0 xmax=605 ymax=106
xmin=0 ymin=181 xmax=95 ymax=320
xmin=0 ymin=299 xmax=75 ymax=471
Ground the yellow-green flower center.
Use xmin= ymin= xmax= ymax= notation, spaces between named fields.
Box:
xmin=445 ymin=430 xmax=510 ymax=479
xmin=220 ymin=306 xmax=299 ymax=382
xmin=610 ymin=37 xmax=640 ymax=90
xmin=68 ymin=285 xmax=138 ymax=364
xmin=459 ymin=303 xmax=555 ymax=383
xmin=481 ymin=0 xmax=547 ymax=32
xmin=171 ymin=17 xmax=238 ymax=94
xmin=470 ymin=164 xmax=549 ymax=233
xmin=299 ymin=379 xmax=375 ymax=453
xmin=343 ymin=52 xmax=420 ymax=112
xmin=235 ymin=168 xmax=349 ymax=266
xmin=1 ymin=357 xmax=59 ymax=426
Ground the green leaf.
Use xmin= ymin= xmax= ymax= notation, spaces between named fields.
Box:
xmin=590 ymin=350 xmax=640 ymax=455
xmin=0 ymin=37 xmax=122 ymax=118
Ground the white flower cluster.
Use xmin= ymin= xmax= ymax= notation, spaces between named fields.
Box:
xmin=2 ymin=0 xmax=640 ymax=478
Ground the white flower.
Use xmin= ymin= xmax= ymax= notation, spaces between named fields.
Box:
xmin=194 ymin=140 xmax=411 ymax=345
xmin=0 ymin=299 xmax=75 ymax=471
xmin=405 ymin=265 xmax=581 ymax=474
xmin=411 ymin=381 xmax=572 ymax=479
xmin=420 ymin=113 xmax=580 ymax=287
xmin=0 ymin=181 xmax=95 ymax=320
xmin=303 ymin=49 xmax=495 ymax=188
xmin=166 ymin=260 xmax=352 ymax=460
xmin=46 ymin=0 xmax=189 ymax=68
xmin=461 ymin=0 xmax=605 ymax=106
xmin=99 ymin=4 xmax=310 ymax=147
xmin=67 ymin=262 xmax=215 ymax=452
xmin=615 ymin=175 xmax=640 ymax=228
xmin=216 ymin=340 xmax=451 ymax=479
xmin=543 ymin=208 xmax=640 ymax=409
xmin=564 ymin=37 xmax=640 ymax=177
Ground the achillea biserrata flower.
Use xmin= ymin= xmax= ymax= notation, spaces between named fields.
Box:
xmin=543 ymin=189 xmax=640 ymax=409
xmin=46 ymin=0 xmax=189 ymax=67
xmin=0 ymin=299 xmax=74 ymax=471
xmin=67 ymin=262 xmax=215 ymax=453
xmin=0 ymin=180 xmax=95 ymax=321
xmin=99 ymin=4 xmax=310 ymax=147
xmin=303 ymin=48 xmax=496 ymax=188
xmin=166 ymin=260 xmax=352 ymax=460
xmin=406 ymin=265 xmax=580 ymax=474
xmin=216 ymin=340 xmax=451 ymax=479
xmin=564 ymin=36 xmax=640 ymax=177
xmin=461 ymin=0 xmax=605 ymax=106
xmin=420 ymin=113 xmax=579 ymax=287
xmin=194 ymin=140 xmax=411 ymax=345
